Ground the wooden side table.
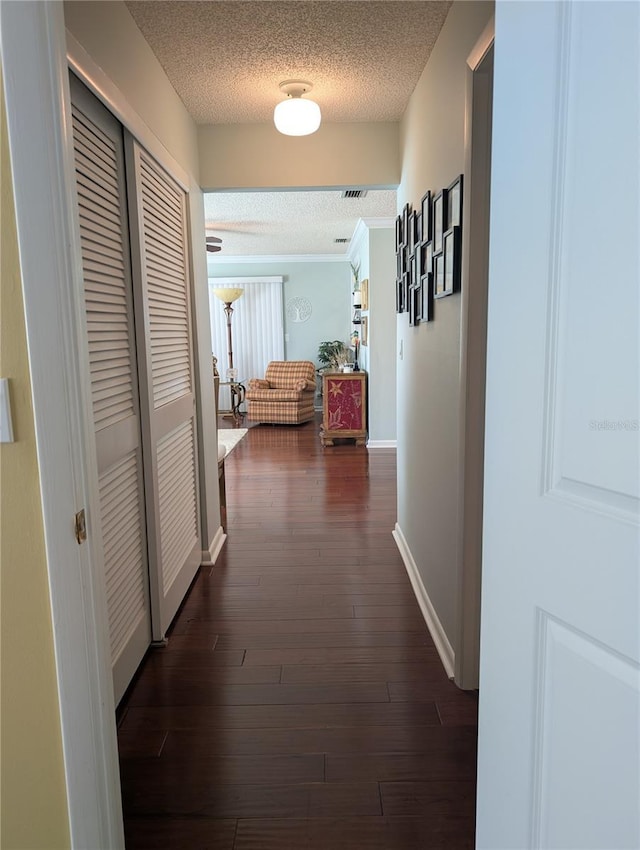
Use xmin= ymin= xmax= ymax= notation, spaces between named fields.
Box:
xmin=320 ymin=371 xmax=367 ymax=446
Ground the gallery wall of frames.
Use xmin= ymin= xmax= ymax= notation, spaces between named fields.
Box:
xmin=395 ymin=174 xmax=463 ymax=325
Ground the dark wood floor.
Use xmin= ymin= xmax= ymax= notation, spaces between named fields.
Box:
xmin=117 ymin=415 xmax=478 ymax=849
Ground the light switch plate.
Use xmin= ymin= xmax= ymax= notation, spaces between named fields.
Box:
xmin=0 ymin=378 xmax=15 ymax=442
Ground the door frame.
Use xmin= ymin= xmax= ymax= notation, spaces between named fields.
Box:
xmin=1 ymin=3 xmax=124 ymax=846
xmin=454 ymin=17 xmax=495 ymax=690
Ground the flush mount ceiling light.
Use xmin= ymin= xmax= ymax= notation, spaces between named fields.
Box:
xmin=273 ymin=80 xmax=321 ymax=137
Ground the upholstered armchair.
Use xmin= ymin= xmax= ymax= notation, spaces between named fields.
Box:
xmin=246 ymin=361 xmax=317 ymax=425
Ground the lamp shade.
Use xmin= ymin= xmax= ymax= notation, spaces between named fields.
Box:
xmin=274 ymin=97 xmax=321 ymax=136
xmin=212 ymin=287 xmax=244 ymax=304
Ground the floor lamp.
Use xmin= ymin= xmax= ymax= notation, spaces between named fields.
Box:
xmin=212 ymin=287 xmax=244 ymax=378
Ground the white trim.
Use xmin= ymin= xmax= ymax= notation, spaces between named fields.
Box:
xmin=347 ymin=216 xmax=396 ymax=263
xmin=393 ymin=523 xmax=455 ymax=679
xmin=208 ymin=253 xmax=349 ymax=265
xmin=367 ymin=440 xmax=398 ymax=449
xmin=202 ymin=525 xmax=227 ymax=566
xmin=1 ymin=3 xmax=123 ymax=847
xmin=66 ymin=32 xmax=190 ymax=191
xmin=209 ymin=276 xmax=284 ymax=285
xmin=454 ymin=21 xmax=495 ymax=691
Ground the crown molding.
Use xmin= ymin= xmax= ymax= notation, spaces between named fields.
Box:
xmin=347 ymin=216 xmax=396 ymax=263
xmin=207 ymin=253 xmax=349 ymax=266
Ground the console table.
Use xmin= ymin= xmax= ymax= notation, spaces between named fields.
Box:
xmin=320 ymin=371 xmax=367 ymax=446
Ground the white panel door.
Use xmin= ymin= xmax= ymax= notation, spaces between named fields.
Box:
xmin=477 ymin=3 xmax=639 ymax=849
xmin=127 ymin=141 xmax=201 ymax=639
xmin=70 ymin=75 xmax=151 ymax=704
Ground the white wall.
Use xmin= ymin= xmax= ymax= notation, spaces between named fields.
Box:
xmin=199 ymin=122 xmax=400 ymax=190
xmin=208 ymin=260 xmax=351 ymax=368
xmin=351 ymin=225 xmax=397 ymax=443
xmin=396 ymin=0 xmax=494 ymax=653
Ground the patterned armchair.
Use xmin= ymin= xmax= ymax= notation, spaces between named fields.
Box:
xmin=246 ymin=361 xmax=317 ymax=424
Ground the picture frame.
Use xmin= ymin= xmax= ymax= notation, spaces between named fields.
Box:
xmin=403 ymin=271 xmax=410 ymax=310
xmin=414 ymin=211 xmax=422 ymax=247
xmin=420 ymin=190 xmax=432 ymax=242
xmin=443 ymin=226 xmax=462 ymax=295
xmin=361 ymin=315 xmax=368 ymax=346
xmin=410 ymin=250 xmax=417 ymax=289
xmin=433 ymin=188 xmax=448 ymax=255
xmin=434 ymin=252 xmax=446 ymax=299
xmin=360 ymin=278 xmax=369 ymax=311
xmin=395 ymin=215 xmax=403 ymax=251
xmin=419 ymin=272 xmax=432 ymax=322
xmin=422 ymin=240 xmax=433 ymax=276
xmin=408 ymin=282 xmax=417 ymax=327
xmin=402 ymin=203 xmax=410 ymax=245
xmin=447 ymin=174 xmax=464 ymax=229
xmin=408 ymin=210 xmax=417 ymax=253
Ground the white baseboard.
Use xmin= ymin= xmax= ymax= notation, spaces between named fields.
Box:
xmin=392 ymin=522 xmax=455 ymax=679
xmin=201 ymin=525 xmax=226 ymax=566
xmin=367 ymin=440 xmax=397 ymax=448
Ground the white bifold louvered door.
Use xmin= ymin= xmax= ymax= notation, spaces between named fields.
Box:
xmin=70 ymin=76 xmax=151 ymax=704
xmin=126 ymin=141 xmax=201 ymax=639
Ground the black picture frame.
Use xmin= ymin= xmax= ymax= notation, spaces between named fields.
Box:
xmin=447 ymin=174 xmax=464 ymax=229
xmin=419 ymin=272 xmax=432 ymax=322
xmin=434 ymin=252 xmax=446 ymax=299
xmin=414 ymin=211 xmax=422 ymax=246
xmin=421 ymin=240 xmax=433 ymax=276
xmin=408 ymin=211 xmax=417 ymax=254
xmin=420 ymin=190 xmax=432 ymax=242
xmin=395 ymin=215 xmax=403 ymax=251
xmin=443 ymin=226 xmax=462 ymax=295
xmin=396 ymin=276 xmax=404 ymax=313
xmin=408 ymin=282 xmax=418 ymax=327
xmin=433 ymin=189 xmax=448 ymax=255
xmin=402 ymin=203 xmax=411 ymax=245
xmin=402 ymin=271 xmax=410 ymax=310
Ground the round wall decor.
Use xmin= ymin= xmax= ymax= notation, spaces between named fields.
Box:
xmin=286 ymin=296 xmax=312 ymax=323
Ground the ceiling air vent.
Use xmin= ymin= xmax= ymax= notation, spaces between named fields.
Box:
xmin=334 ymin=237 xmax=350 ymax=244
xmin=341 ymin=189 xmax=368 ymax=199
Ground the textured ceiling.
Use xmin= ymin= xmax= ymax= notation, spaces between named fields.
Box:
xmin=125 ymin=1 xmax=451 ymax=125
xmin=125 ymin=1 xmax=450 ymax=257
xmin=204 ymin=188 xmax=397 ymax=259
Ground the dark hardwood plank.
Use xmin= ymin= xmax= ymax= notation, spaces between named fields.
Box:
xmin=380 ymin=779 xmax=476 ymax=817
xmin=126 ymin=781 xmax=381 ymax=819
xmin=126 ymin=666 xmax=282 ymax=706
xmin=281 ymin=661 xmax=448 ymax=685
xmin=160 ymin=724 xmax=462 ymax=758
xmin=147 ymin=649 xmax=245 ymax=667
xmin=124 ymin=817 xmax=237 ymax=850
xmin=326 ymin=729 xmax=477 ymax=782
xmin=215 ymin=631 xmax=433 ymax=651
xmin=128 ymin=680 xmax=390 ymax=707
xmin=184 ymin=617 xmax=426 ymax=636
xmin=234 ymin=816 xmax=475 ymax=850
xmin=118 ymin=730 xmax=167 ymax=759
xmin=243 ymin=646 xmax=436 ymax=666
xmin=120 ymin=701 xmax=441 ymax=732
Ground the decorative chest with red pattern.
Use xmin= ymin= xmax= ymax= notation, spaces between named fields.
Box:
xmin=320 ymin=371 xmax=367 ymax=446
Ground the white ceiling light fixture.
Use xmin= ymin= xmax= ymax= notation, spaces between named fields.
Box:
xmin=273 ymin=80 xmax=321 ymax=137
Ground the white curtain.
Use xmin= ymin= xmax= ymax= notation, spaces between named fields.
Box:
xmin=209 ymin=276 xmax=285 ymax=411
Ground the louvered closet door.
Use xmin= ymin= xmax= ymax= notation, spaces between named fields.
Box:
xmin=126 ymin=141 xmax=200 ymax=638
xmin=70 ymin=75 xmax=151 ymax=704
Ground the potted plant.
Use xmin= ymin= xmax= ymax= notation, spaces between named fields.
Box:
xmin=317 ymin=340 xmax=352 ymax=372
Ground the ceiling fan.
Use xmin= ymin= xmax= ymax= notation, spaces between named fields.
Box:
xmin=206 ymin=235 xmax=222 ymax=253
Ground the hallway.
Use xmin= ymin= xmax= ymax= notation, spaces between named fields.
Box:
xmin=117 ymin=416 xmax=478 ymax=849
